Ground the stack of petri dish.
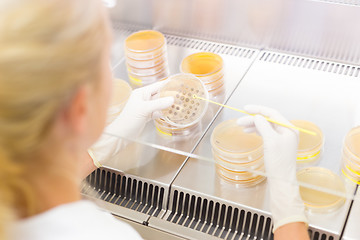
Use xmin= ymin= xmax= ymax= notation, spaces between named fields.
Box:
xmin=290 ymin=120 xmax=324 ymax=167
xmin=124 ymin=30 xmax=169 ymax=87
xmin=180 ymin=52 xmax=225 ymax=97
xmin=297 ymin=167 xmax=346 ymax=213
xmin=155 ymin=73 xmax=208 ymax=137
xmin=211 ymin=119 xmax=266 ymax=187
xmin=106 ymin=79 xmax=132 ymax=125
xmin=341 ymin=126 xmax=360 ymax=184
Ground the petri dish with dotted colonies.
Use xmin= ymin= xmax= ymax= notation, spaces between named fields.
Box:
xmin=159 ymin=74 xmax=208 ymax=128
xmin=297 ymin=167 xmax=346 ymax=213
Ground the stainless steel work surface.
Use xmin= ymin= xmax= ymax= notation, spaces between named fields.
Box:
xmin=343 ymin=186 xmax=359 ymax=240
xmin=170 ymin=51 xmax=360 ymax=237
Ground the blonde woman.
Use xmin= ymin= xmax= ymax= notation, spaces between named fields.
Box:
xmin=0 ymin=0 xmax=173 ymax=239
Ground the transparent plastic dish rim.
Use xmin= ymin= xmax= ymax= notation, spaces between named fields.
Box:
xmin=297 ymin=167 xmax=346 ymax=211
xmin=125 ymin=30 xmax=166 ymax=53
xmin=180 ymin=52 xmax=224 ymax=77
xmin=160 ymin=73 xmax=209 ymax=129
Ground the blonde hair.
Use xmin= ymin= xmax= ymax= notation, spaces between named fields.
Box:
xmin=0 ymin=0 xmax=110 ymax=238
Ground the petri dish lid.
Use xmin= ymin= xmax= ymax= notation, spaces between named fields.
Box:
xmin=344 ymin=126 xmax=360 ymax=159
xmin=159 ymin=73 xmax=208 ymax=128
xmin=181 ymin=52 xmax=223 ymax=77
xmin=297 ymin=167 xmax=346 ymax=212
xmin=290 ymin=120 xmax=323 ymax=152
xmin=109 ymin=79 xmax=132 ymax=107
xmin=211 ymin=119 xmax=263 ymax=154
xmin=125 ymin=30 xmax=165 ymax=53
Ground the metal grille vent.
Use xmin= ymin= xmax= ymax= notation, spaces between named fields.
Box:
xmin=165 ymin=190 xmax=274 ymax=240
xmin=260 ymin=52 xmax=360 ymax=77
xmin=166 ymin=35 xmax=256 ymax=59
xmin=111 ymin=21 xmax=150 ymax=35
xmin=308 ymin=229 xmax=335 ymax=240
xmin=83 ymin=168 xmax=165 ymax=217
xmin=316 ymin=0 xmax=360 ymax=6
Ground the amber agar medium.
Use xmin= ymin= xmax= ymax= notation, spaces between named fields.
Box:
xmin=290 ymin=120 xmax=323 ymax=164
xmin=211 ymin=119 xmax=265 ymax=187
xmin=341 ymin=126 xmax=360 ymax=184
xmin=106 ymin=79 xmax=132 ymax=124
xmin=297 ymin=167 xmax=346 ymax=212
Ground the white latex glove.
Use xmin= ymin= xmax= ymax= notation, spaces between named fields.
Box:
xmin=237 ymin=105 xmax=308 ymax=232
xmin=89 ymin=81 xmax=174 ymax=167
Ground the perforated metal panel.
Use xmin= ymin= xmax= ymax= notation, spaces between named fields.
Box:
xmin=82 ymin=168 xmax=166 ymax=218
xmin=259 ymin=52 xmax=360 ymax=77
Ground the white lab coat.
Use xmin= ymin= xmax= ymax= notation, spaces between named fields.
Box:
xmin=10 ymin=200 xmax=142 ymax=240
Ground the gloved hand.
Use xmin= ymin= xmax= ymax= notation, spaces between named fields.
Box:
xmin=237 ymin=105 xmax=308 ymax=232
xmin=88 ymin=81 xmax=174 ymax=167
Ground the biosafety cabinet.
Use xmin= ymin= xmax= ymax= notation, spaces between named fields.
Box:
xmin=81 ymin=1 xmax=360 ymax=239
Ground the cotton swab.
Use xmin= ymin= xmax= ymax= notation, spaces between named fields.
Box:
xmin=193 ymin=94 xmax=317 ymax=136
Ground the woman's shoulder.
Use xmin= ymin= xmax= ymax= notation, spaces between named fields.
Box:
xmin=11 ymin=200 xmax=142 ymax=240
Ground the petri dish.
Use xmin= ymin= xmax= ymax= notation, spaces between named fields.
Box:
xmin=127 ymin=61 xmax=168 ymax=76
xmin=106 ymin=79 xmax=132 ymax=124
xmin=217 ymin=167 xmax=266 ymax=187
xmin=341 ymin=159 xmax=360 ymax=184
xmin=125 ymin=30 xmax=166 ymax=60
xmin=212 ymin=144 xmax=263 ymax=163
xmin=344 ymin=126 xmax=360 ymax=161
xmin=205 ymin=76 xmax=225 ymax=91
xmin=297 ymin=167 xmax=346 ymax=212
xmin=159 ymin=73 xmax=209 ymax=128
xmin=126 ymin=53 xmax=167 ymax=69
xmin=214 ymin=152 xmax=264 ymax=171
xmin=181 ymin=52 xmax=223 ymax=78
xmin=290 ymin=120 xmax=323 ymax=163
xmin=128 ymin=67 xmax=169 ymax=86
xmin=211 ymin=119 xmax=263 ymax=159
xmin=154 ymin=118 xmax=201 ymax=137
xmin=208 ymin=84 xmax=225 ymax=97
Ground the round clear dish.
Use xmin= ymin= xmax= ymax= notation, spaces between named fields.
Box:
xmin=212 ymin=145 xmax=263 ymax=163
xmin=297 ymin=167 xmax=346 ymax=213
xmin=128 ymin=67 xmax=169 ymax=86
xmin=125 ymin=30 xmax=166 ymax=60
xmin=211 ymin=119 xmax=263 ymax=159
xmin=208 ymin=84 xmax=225 ymax=97
xmin=127 ymin=61 xmax=168 ymax=76
xmin=126 ymin=53 xmax=167 ymax=68
xmin=205 ymin=76 xmax=225 ymax=91
xmin=159 ymin=73 xmax=208 ymax=128
xmin=214 ymin=153 xmax=264 ymax=172
xmin=217 ymin=166 xmax=266 ymax=187
xmin=154 ymin=118 xmax=200 ymax=137
xmin=344 ymin=126 xmax=360 ymax=161
xmin=342 ymin=157 xmax=360 ymax=181
xmin=290 ymin=120 xmax=323 ymax=163
xmin=106 ymin=79 xmax=132 ymax=124
xmin=216 ymin=163 xmax=265 ymax=180
xmin=341 ymin=159 xmax=360 ymax=185
xmin=180 ymin=52 xmax=224 ymax=83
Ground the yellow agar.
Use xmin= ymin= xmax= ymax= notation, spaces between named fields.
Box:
xmin=125 ymin=30 xmax=165 ymax=52
xmin=181 ymin=52 xmax=223 ymax=75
